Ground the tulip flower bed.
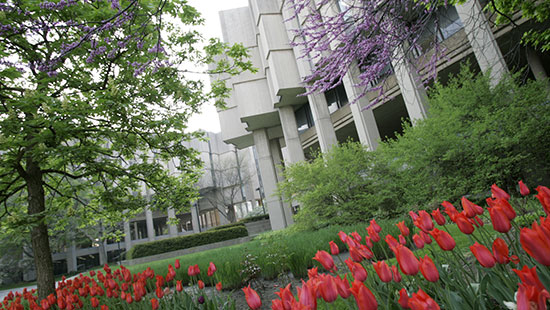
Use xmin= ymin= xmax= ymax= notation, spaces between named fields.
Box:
xmin=2 ymin=182 xmax=550 ymax=310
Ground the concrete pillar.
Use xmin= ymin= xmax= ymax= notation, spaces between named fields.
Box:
xmin=167 ymin=208 xmax=178 ymax=237
xmin=526 ymin=47 xmax=549 ymax=83
xmin=123 ymin=220 xmax=132 ymax=252
xmin=269 ymin=138 xmax=294 ymax=226
xmin=191 ymin=203 xmax=200 ymax=233
xmin=307 ymin=92 xmax=338 ymax=152
xmin=253 ymin=129 xmax=288 ymax=230
xmin=342 ymin=69 xmax=381 ymax=150
xmin=391 ymin=45 xmax=429 ymax=122
xmin=145 ymin=207 xmax=155 ymax=241
xmin=67 ymin=241 xmax=77 ymax=273
xmin=456 ymin=0 xmax=508 ymax=86
xmin=278 ymin=106 xmax=306 ymax=163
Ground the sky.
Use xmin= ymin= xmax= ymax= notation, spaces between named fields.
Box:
xmin=185 ymin=0 xmax=249 ymax=133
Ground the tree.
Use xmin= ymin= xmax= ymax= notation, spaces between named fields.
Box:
xmin=203 ymin=149 xmax=252 ymax=223
xmin=0 ymin=0 xmax=252 ymax=299
xmin=287 ymin=0 xmax=549 ymax=101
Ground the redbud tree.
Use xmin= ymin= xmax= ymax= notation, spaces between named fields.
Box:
xmin=0 ymin=0 xmax=253 ymax=298
xmin=287 ymin=0 xmax=549 ymax=103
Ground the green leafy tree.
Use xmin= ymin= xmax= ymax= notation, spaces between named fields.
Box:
xmin=0 ymin=0 xmax=253 ymax=298
xmin=278 ymin=142 xmax=402 ymax=230
xmin=375 ymin=68 xmax=550 ymax=208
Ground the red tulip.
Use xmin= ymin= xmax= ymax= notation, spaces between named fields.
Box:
xmin=125 ymin=294 xmax=133 ymax=304
xmin=198 ymin=280 xmax=204 ymax=290
xmin=372 ymin=261 xmax=392 ymax=282
xmin=514 ymin=266 xmax=550 ymax=310
xmin=364 ymin=236 xmax=373 ymax=248
xmin=174 ymin=259 xmax=180 ymax=269
xmin=308 ymin=267 xmax=318 ymax=279
xmin=488 ymin=206 xmax=511 ymax=233
xmin=151 ymin=298 xmax=159 ymax=310
xmin=187 ymin=264 xmax=199 ymax=277
xmin=408 ymin=211 xmax=419 ymax=221
xmin=369 ymin=219 xmax=381 ymax=233
xmin=297 ymin=280 xmax=317 ymax=310
xmin=351 ymin=231 xmax=362 ymax=243
xmin=429 ymin=228 xmax=455 ymax=251
xmin=461 ymin=197 xmax=484 ymax=218
xmin=441 ymin=201 xmax=459 ymax=219
xmin=520 ymin=221 xmax=550 ymax=266
xmin=155 ymin=286 xmax=163 ymax=299
xmin=385 ymin=234 xmax=399 ymax=252
xmin=454 ymin=213 xmax=475 ymax=234
xmin=349 ymin=245 xmax=373 ymax=262
xmin=414 ymin=210 xmax=434 ymax=232
xmin=366 ymin=225 xmax=381 ymax=243
xmin=470 ymin=242 xmax=496 ymax=268
xmin=431 ymin=208 xmax=446 ymax=225
xmin=329 ymin=241 xmax=340 ymax=255
xmin=399 ymin=234 xmax=407 ymax=245
xmin=419 ymin=255 xmax=439 ymax=282
xmin=396 ymin=221 xmax=410 ymax=236
xmin=313 ymin=250 xmax=336 ymax=271
xmin=491 ymin=184 xmax=510 ymax=200
xmin=350 ymin=281 xmax=378 ymax=310
xmin=318 ymin=275 xmax=339 ymax=303
xmin=243 ymin=285 xmax=262 ymax=310
xmin=176 ymin=281 xmax=183 ymax=292
xmin=91 ymin=297 xmax=99 ymax=308
xmin=338 ymin=231 xmax=348 ymax=243
xmin=535 ymin=186 xmax=550 ymax=215
xmin=345 ymin=258 xmax=367 ymax=282
xmin=216 ymin=282 xmax=222 ymax=291
xmin=492 ymin=238 xmax=510 ymax=264
xmin=335 ymin=275 xmax=351 ymax=299
xmin=395 ymin=245 xmax=419 ymax=276
xmin=420 ymin=231 xmax=432 ymax=244
xmin=207 ymin=262 xmax=217 ymax=277
xmin=392 ymin=265 xmax=402 ymax=283
xmin=399 ymin=288 xmax=410 ymax=308
xmin=408 ymin=288 xmax=440 ymax=310
xmin=519 ymin=180 xmax=530 ymax=196
xmin=100 ymin=305 xmax=108 ymax=310
xmin=413 ymin=234 xmax=424 ymax=249
xmin=274 ymin=284 xmax=294 ymax=310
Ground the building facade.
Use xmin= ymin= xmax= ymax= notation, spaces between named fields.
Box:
xmin=214 ymin=0 xmax=550 ymax=231
xmin=47 ymin=132 xmax=262 ymax=275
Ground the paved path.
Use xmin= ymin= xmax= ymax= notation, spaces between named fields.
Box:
xmin=0 ymin=284 xmax=37 ymax=301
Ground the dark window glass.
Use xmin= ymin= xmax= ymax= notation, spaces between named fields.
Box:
xmin=295 ymin=104 xmax=314 ymax=134
xmin=325 ymin=84 xmax=349 ymax=113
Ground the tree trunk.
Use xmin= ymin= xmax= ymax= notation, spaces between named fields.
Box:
xmin=26 ymin=159 xmax=55 ymax=300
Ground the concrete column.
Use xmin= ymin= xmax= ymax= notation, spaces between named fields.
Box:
xmin=391 ymin=45 xmax=429 ymax=122
xmin=342 ymin=69 xmax=381 ymax=150
xmin=167 ymin=208 xmax=178 ymax=237
xmin=145 ymin=207 xmax=155 ymax=241
xmin=269 ymin=138 xmax=294 ymax=226
xmin=456 ymin=0 xmax=508 ymax=86
xmin=526 ymin=47 xmax=549 ymax=83
xmin=253 ymin=129 xmax=288 ymax=230
xmin=307 ymin=92 xmax=338 ymax=152
xmin=190 ymin=203 xmax=200 ymax=233
xmin=67 ymin=241 xmax=77 ymax=273
xmin=123 ymin=220 xmax=132 ymax=251
xmin=278 ymin=106 xmax=306 ymax=163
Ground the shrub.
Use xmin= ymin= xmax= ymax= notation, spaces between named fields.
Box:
xmin=278 ymin=142 xmax=402 ymax=230
xmin=208 ymin=222 xmax=245 ymax=231
xmin=239 ymin=214 xmax=269 ymax=224
xmin=127 ymin=226 xmax=248 ymax=259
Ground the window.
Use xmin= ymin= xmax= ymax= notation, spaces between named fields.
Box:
xmin=325 ymin=84 xmax=349 ymax=113
xmin=295 ymin=104 xmax=315 ymax=134
xmin=411 ymin=6 xmax=464 ymax=57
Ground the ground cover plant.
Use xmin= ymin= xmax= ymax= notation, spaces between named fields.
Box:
xmin=2 ymin=182 xmax=550 ymax=309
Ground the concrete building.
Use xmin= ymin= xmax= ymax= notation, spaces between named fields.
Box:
xmin=49 ymin=132 xmax=262 ymax=274
xmin=213 ymin=0 xmax=550 ymax=231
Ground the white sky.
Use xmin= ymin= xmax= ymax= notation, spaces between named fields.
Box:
xmin=185 ymin=0 xmax=249 ymax=133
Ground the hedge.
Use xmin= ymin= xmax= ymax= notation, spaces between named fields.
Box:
xmin=239 ymin=214 xmax=269 ymax=224
xmin=209 ymin=222 xmax=245 ymax=231
xmin=127 ymin=226 xmax=248 ymax=259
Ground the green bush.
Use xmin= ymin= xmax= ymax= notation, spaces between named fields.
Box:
xmin=208 ymin=222 xmax=245 ymax=231
xmin=280 ymin=68 xmax=550 ymax=229
xmin=127 ymin=226 xmax=248 ymax=259
xmin=239 ymin=214 xmax=269 ymax=224
xmin=278 ymin=142 xmax=402 ymax=230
